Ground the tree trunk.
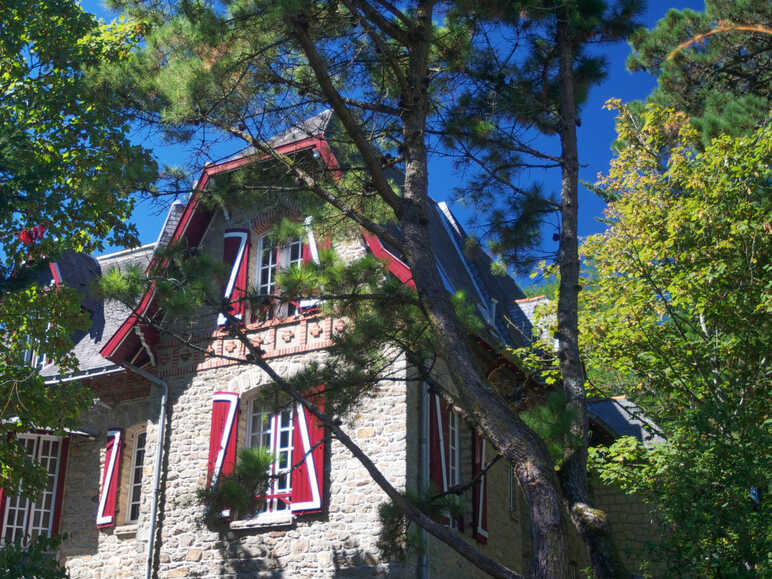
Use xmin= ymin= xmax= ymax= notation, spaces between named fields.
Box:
xmin=392 ymin=6 xmax=569 ymax=577
xmin=555 ymin=7 xmax=627 ymax=578
xmin=292 ymin=2 xmax=570 ymax=575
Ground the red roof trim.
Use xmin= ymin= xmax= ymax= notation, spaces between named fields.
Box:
xmin=48 ymin=262 xmax=63 ymax=288
xmin=100 ymin=285 xmax=157 ymax=362
xmin=100 ymin=136 xmax=330 ymax=364
xmin=361 ymin=230 xmax=416 ymax=289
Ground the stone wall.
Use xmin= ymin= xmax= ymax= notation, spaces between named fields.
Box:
xmin=60 ymin=346 xmax=411 ymax=578
xmin=594 ymin=484 xmax=660 ymax=574
xmin=59 ymin=394 xmax=156 ymax=579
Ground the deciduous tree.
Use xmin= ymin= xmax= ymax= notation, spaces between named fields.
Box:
xmin=0 ymin=0 xmax=157 ymax=497
xmin=582 ymin=103 xmax=771 ymax=576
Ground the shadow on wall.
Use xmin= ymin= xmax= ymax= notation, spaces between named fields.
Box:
xmin=331 ymin=545 xmax=401 ymax=577
xmin=196 ymin=526 xmax=403 ymax=578
xmin=211 ymin=528 xmax=285 ymax=578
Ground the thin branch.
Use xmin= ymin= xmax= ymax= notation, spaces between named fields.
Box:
xmin=431 ymin=454 xmax=502 ymax=501
xmin=348 ymin=0 xmax=410 ymax=44
xmin=289 ymin=17 xmax=405 ymax=213
xmin=667 ymin=23 xmax=772 ymax=60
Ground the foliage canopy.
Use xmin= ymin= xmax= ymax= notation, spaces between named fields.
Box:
xmin=583 ymin=103 xmax=771 ymax=576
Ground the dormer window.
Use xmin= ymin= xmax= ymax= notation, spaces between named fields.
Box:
xmin=256 ymin=235 xmax=305 ymax=319
xmin=219 ymin=219 xmax=320 ymax=326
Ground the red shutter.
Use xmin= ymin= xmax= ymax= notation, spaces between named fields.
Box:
xmin=472 ymin=432 xmax=488 ymax=543
xmin=52 ymin=437 xmax=69 ymax=536
xmin=96 ymin=429 xmax=122 ymax=528
xmin=290 ymin=388 xmax=325 ymax=514
xmin=428 ymin=392 xmax=452 ymax=525
xmin=207 ymin=392 xmax=240 ymax=486
xmin=218 ymin=229 xmax=250 ymax=326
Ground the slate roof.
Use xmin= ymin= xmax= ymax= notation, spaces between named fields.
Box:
xmin=431 ymin=201 xmax=526 ymax=346
xmin=588 ymin=397 xmax=665 ymax=447
xmin=155 ymin=200 xmax=186 ymax=249
xmin=236 ymin=109 xmax=334 ymax=159
xmin=42 ymin=200 xmax=186 ymax=380
xmin=41 ymin=244 xmax=156 ymax=379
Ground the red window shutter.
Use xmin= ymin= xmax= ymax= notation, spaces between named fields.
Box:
xmin=290 ymin=388 xmax=325 ymax=514
xmin=218 ymin=229 xmax=250 ymax=326
xmin=96 ymin=429 xmax=122 ymax=528
xmin=302 ymin=241 xmax=312 ymax=264
xmin=472 ymin=432 xmax=488 ymax=543
xmin=208 ymin=392 xmax=240 ymax=486
xmin=52 ymin=437 xmax=69 ymax=536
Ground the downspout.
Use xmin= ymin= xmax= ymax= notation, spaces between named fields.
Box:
xmin=123 ymin=362 xmax=168 ymax=579
xmin=418 ymin=382 xmax=429 ymax=579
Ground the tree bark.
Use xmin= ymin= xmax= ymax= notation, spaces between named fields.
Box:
xmin=555 ymin=7 xmax=627 ymax=578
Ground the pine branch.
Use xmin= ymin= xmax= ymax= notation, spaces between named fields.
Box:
xmin=221 ymin=309 xmax=523 ymax=579
xmin=200 ymin=114 xmax=405 ymax=252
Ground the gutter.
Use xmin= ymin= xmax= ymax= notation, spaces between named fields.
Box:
xmin=43 ymin=365 xmax=124 ymax=386
xmin=123 ymin=363 xmax=168 ymax=579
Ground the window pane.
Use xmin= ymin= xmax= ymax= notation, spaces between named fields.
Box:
xmin=128 ymin=431 xmax=147 ymax=522
xmin=248 ymin=402 xmax=294 ymax=510
xmin=2 ymin=435 xmax=62 ymax=544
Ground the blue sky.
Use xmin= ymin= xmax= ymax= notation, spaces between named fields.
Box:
xmin=84 ymin=0 xmax=705 ymax=274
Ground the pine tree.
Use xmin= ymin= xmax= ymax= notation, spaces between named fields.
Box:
xmin=627 ymin=0 xmax=772 ymax=147
xmin=98 ymin=1 xmax=635 ymax=576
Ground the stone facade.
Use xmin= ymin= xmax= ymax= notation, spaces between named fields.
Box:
xmin=60 ymin=341 xmax=413 ymax=578
xmin=41 ymin=170 xmax=659 ymax=579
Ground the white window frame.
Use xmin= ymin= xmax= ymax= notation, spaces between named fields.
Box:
xmin=447 ymin=409 xmax=461 ymax=529
xmin=507 ymin=462 xmax=522 ymax=522
xmin=254 ymin=218 xmax=322 ymax=320
xmin=1 ymin=434 xmax=63 ymax=546
xmin=127 ymin=430 xmax=147 ymax=523
xmin=246 ymin=401 xmax=295 ymax=519
xmin=447 ymin=410 xmax=460 ymax=488
xmin=255 ymin=234 xmax=304 ymax=318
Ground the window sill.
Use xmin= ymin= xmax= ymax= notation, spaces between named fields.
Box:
xmin=229 ymin=511 xmax=294 ymax=530
xmin=114 ymin=523 xmax=138 ymax=538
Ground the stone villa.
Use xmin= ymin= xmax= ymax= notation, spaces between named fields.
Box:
xmin=3 ymin=112 xmax=658 ymax=578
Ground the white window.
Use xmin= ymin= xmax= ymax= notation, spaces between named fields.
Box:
xmin=447 ymin=410 xmax=460 ymax=487
xmin=247 ymin=403 xmax=294 ymax=515
xmin=508 ymin=464 xmax=520 ymax=520
xmin=255 ymin=235 xmax=305 ymax=318
xmin=447 ymin=410 xmax=461 ymax=529
xmin=1 ymin=434 xmax=63 ymax=545
xmin=127 ymin=431 xmax=147 ymax=523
